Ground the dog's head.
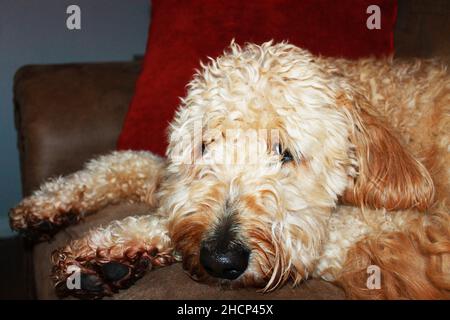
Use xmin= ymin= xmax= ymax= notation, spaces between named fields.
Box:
xmin=163 ymin=42 xmax=434 ymax=291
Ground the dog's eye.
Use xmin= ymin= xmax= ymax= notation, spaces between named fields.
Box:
xmin=201 ymin=143 xmax=206 ymax=155
xmin=281 ymin=150 xmax=293 ymax=163
xmin=274 ymin=144 xmax=293 ymax=163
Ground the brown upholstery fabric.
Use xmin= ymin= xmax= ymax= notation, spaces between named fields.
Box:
xmin=13 ymin=62 xmax=141 ymax=196
xmin=34 ymin=203 xmax=345 ymax=300
xmin=395 ymin=0 xmax=450 ymax=59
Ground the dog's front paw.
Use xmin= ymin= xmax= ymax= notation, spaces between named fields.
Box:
xmin=52 ymin=249 xmax=152 ymax=299
xmin=51 ymin=246 xmax=174 ymax=299
xmin=9 ymin=197 xmax=83 ymax=242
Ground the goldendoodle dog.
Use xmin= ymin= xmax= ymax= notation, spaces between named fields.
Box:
xmin=10 ymin=42 xmax=449 ymax=299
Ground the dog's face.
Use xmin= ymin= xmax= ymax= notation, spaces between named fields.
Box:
xmin=163 ymin=42 xmax=434 ymax=290
xmin=163 ymin=42 xmax=354 ymax=290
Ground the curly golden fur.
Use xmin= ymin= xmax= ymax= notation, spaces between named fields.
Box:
xmin=10 ymin=41 xmax=450 ymax=299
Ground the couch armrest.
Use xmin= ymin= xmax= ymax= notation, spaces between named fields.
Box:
xmin=14 ymin=61 xmax=141 ymax=196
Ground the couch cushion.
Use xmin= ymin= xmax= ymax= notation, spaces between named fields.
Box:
xmin=34 ymin=203 xmax=345 ymax=300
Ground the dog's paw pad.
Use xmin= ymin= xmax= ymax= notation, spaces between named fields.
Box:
xmin=80 ymin=273 xmax=105 ymax=292
xmin=101 ymin=262 xmax=131 ymax=282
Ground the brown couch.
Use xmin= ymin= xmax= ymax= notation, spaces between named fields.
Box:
xmin=12 ymin=0 xmax=450 ymax=299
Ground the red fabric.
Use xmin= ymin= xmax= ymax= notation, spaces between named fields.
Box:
xmin=118 ymin=0 xmax=397 ymax=155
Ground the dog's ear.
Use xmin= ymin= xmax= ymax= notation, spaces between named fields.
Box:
xmin=338 ymin=93 xmax=434 ymax=211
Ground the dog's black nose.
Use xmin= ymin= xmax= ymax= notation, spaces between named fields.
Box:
xmin=199 ymin=243 xmax=250 ymax=280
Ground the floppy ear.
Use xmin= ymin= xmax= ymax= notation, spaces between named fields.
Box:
xmin=338 ymin=93 xmax=434 ymax=211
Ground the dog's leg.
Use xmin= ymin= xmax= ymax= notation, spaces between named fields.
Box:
xmin=52 ymin=214 xmax=176 ymax=299
xmin=10 ymin=151 xmax=165 ymax=241
xmin=335 ymin=207 xmax=450 ymax=299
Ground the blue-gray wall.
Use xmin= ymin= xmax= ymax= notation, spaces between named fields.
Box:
xmin=0 ymin=0 xmax=150 ymax=237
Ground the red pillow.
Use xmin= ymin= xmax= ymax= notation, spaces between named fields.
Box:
xmin=118 ymin=0 xmax=397 ymax=156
